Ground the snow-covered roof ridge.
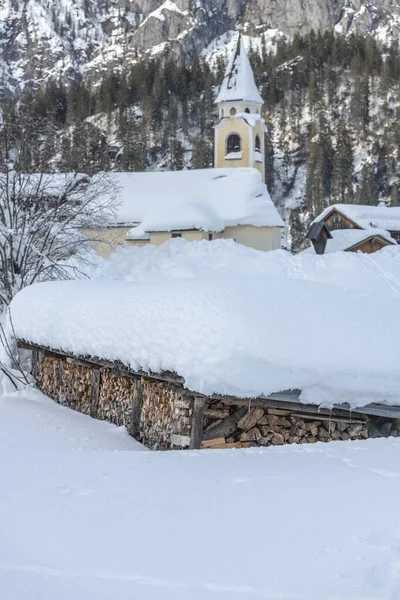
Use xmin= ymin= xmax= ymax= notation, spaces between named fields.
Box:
xmin=96 ymin=168 xmax=283 ymax=231
xmin=314 ymin=203 xmax=400 ymax=231
xmin=324 ymin=228 xmax=396 ymax=254
xmin=215 ymin=34 xmax=263 ymax=105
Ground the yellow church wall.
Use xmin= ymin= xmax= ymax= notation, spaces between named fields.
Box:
xmin=82 ymin=224 xmax=281 ymax=257
xmin=150 ymin=230 xmax=210 ymax=245
xmin=82 ymin=228 xmax=214 ymax=257
xmin=217 ymin=225 xmax=281 ymax=252
xmin=81 ymin=227 xmax=132 ymax=258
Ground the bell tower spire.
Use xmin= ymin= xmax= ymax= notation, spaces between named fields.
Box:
xmin=214 ymin=33 xmax=266 ymax=183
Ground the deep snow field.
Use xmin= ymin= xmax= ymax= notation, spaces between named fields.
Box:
xmin=3 ymin=240 xmax=400 ymax=599
xmin=1 ymin=388 xmax=400 ymax=600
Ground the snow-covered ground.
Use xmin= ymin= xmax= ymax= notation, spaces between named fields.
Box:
xmin=2 ymin=388 xmax=400 ymax=599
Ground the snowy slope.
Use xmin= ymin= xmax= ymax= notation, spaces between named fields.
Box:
xmin=2 ymin=388 xmax=400 ymax=599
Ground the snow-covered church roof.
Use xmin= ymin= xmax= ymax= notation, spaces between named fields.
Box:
xmin=314 ymin=204 xmax=400 ymax=231
xmin=95 ymin=168 xmax=283 ymax=234
xmin=215 ymin=34 xmax=263 ymax=105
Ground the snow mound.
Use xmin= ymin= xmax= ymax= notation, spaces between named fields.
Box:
xmin=92 ymin=238 xmax=400 ymax=297
xmin=9 ymin=267 xmax=400 ymax=408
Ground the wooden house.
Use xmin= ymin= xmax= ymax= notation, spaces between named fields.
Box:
xmin=307 ymin=204 xmax=400 ymax=254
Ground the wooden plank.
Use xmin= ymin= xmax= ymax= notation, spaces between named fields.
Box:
xmin=201 ymin=440 xmax=251 ymax=450
xmin=189 ymin=397 xmax=206 ymax=450
xmin=202 ymin=407 xmax=248 ymax=441
xmin=130 ymin=379 xmax=144 ymax=439
xmin=290 ymin=412 xmax=367 ymax=424
xmin=213 ymin=396 xmax=361 ymax=420
xmin=201 ymin=438 xmax=226 ymax=449
xmin=267 ymin=408 xmax=292 ymax=416
xmin=90 ymin=369 xmax=101 ymax=418
xmin=204 ymin=407 xmax=230 ymax=419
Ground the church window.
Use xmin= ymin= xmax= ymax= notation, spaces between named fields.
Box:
xmin=230 ymin=107 xmax=237 ymax=116
xmin=255 ymin=135 xmax=261 ymax=152
xmin=227 ymin=134 xmax=241 ymax=153
xmin=245 ymin=108 xmax=250 ymax=114
xmin=171 ymin=233 xmax=182 ymax=238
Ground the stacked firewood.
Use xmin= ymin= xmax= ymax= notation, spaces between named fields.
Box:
xmin=36 ymin=356 xmax=59 ymax=399
xmin=201 ymin=405 xmax=369 ymax=449
xmin=61 ymin=359 xmax=93 ymax=415
xmin=97 ymin=370 xmax=135 ymax=429
xmin=140 ymin=380 xmax=192 ymax=450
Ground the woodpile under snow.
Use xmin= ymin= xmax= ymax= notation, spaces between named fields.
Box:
xmin=32 ymin=350 xmax=389 ymax=451
xmin=201 ymin=405 xmax=369 ymax=449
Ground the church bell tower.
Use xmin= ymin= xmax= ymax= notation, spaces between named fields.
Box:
xmin=214 ymin=34 xmax=266 ymax=182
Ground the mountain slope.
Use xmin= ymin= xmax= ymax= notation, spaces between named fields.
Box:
xmin=1 ymin=0 xmax=400 ymax=95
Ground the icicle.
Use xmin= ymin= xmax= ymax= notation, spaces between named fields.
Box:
xmin=328 ymin=409 xmax=332 ymax=434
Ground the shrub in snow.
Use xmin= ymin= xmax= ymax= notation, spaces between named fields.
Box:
xmin=0 ymin=170 xmax=117 ymax=312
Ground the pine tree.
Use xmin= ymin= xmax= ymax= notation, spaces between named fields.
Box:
xmin=333 ymin=120 xmax=354 ymax=203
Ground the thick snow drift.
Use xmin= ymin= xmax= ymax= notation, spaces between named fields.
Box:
xmin=2 ymin=389 xmax=400 ymax=600
xmin=93 ymin=168 xmax=283 ymax=231
xmin=10 ymin=262 xmax=400 ymax=407
xmin=93 ymin=238 xmax=400 ymax=297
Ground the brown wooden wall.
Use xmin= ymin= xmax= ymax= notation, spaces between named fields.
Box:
xmin=350 ymin=237 xmax=392 ymax=254
xmin=323 ymin=210 xmax=359 ymax=231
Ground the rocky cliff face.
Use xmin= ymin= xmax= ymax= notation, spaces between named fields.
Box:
xmin=0 ymin=0 xmax=399 ymax=95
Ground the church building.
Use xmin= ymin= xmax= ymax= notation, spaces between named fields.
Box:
xmin=83 ymin=35 xmax=284 ymax=257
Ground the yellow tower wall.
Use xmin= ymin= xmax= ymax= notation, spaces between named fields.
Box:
xmin=215 ymin=116 xmax=265 ymax=182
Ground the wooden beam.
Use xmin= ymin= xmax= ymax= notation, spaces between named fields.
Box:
xmin=130 ymin=379 xmax=144 ymax=439
xmin=31 ymin=349 xmax=39 ymax=379
xmin=203 ymin=407 xmax=248 ymax=441
xmin=57 ymin=359 xmax=64 ymax=399
xmin=90 ymin=369 xmax=101 ymax=418
xmin=17 ymin=341 xmax=185 ymax=387
xmin=17 ymin=341 xmax=399 ymax=421
xmin=212 ymin=396 xmax=359 ymax=420
xmin=189 ymin=397 xmax=206 ymax=450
